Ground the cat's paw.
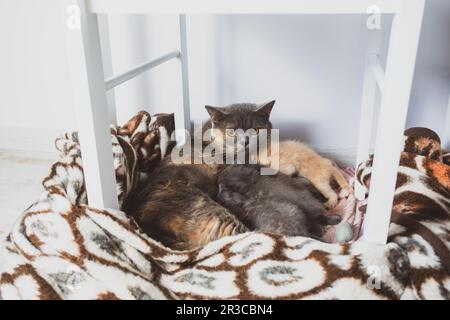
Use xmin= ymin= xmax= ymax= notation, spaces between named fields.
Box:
xmin=282 ymin=164 xmax=297 ymax=176
xmin=324 ymin=194 xmax=339 ymax=209
xmin=339 ymin=186 xmax=354 ymax=198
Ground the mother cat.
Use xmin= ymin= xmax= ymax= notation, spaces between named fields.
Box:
xmin=125 ymin=101 xmax=343 ymax=250
xmin=125 ymin=102 xmax=274 ymax=250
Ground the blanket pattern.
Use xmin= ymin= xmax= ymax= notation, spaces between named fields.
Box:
xmin=356 ymin=128 xmax=450 ymax=242
xmin=1 ymin=114 xmax=449 ymax=300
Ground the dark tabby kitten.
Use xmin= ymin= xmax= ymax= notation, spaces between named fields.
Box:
xmin=217 ymin=165 xmax=341 ymax=239
xmin=125 ymin=101 xmax=275 ymax=250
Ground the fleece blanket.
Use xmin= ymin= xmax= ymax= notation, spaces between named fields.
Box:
xmin=0 ymin=113 xmax=449 ymax=300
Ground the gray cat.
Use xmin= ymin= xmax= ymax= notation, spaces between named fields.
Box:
xmin=217 ymin=165 xmax=341 ymax=239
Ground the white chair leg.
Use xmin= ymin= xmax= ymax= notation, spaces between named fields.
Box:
xmin=355 ymin=28 xmax=382 ymax=200
xmin=65 ymin=0 xmax=119 ymax=209
xmin=362 ymin=0 xmax=425 ymax=244
xmin=175 ymin=14 xmax=191 ymax=145
xmin=443 ymin=93 xmax=450 ymax=150
xmin=98 ymin=14 xmax=118 ymax=125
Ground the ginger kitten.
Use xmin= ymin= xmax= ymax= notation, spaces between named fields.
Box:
xmin=258 ymin=140 xmax=353 ymax=208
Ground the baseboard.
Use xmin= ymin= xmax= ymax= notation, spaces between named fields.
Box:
xmin=312 ymin=145 xmax=358 ymax=168
xmin=0 ymin=126 xmax=63 ymax=153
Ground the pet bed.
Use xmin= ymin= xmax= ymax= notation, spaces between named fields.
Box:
xmin=0 ymin=112 xmax=449 ymax=300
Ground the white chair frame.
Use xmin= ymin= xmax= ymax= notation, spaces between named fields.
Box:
xmin=64 ymin=0 xmax=425 ymax=244
xmin=444 ymin=93 xmax=450 ymax=149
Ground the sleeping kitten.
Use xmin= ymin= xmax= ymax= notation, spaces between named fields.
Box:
xmin=257 ymin=140 xmax=353 ymax=208
xmin=217 ymin=165 xmax=341 ymax=238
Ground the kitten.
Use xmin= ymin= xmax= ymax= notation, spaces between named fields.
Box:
xmin=217 ymin=165 xmax=341 ymax=238
xmin=257 ymin=140 xmax=353 ymax=208
xmin=125 ymin=101 xmax=275 ymax=251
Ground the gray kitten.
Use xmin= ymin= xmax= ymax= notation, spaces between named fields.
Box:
xmin=217 ymin=165 xmax=341 ymax=238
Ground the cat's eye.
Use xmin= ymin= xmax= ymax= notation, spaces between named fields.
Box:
xmin=226 ymin=129 xmax=237 ymax=137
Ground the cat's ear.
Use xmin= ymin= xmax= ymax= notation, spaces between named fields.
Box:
xmin=255 ymin=100 xmax=275 ymax=119
xmin=205 ymin=105 xmax=226 ymax=121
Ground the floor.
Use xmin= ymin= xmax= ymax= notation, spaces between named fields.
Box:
xmin=0 ymin=149 xmax=57 ymax=238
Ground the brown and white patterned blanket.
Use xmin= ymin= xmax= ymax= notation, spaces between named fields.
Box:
xmin=0 ymin=113 xmax=449 ymax=300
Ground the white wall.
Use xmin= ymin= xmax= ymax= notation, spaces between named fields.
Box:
xmin=0 ymin=0 xmax=77 ymax=150
xmin=1 ymin=0 xmax=449 ymax=152
xmin=407 ymin=0 xmax=450 ymax=143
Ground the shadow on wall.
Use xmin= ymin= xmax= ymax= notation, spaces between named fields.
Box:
xmin=199 ymin=13 xmax=369 ymax=148
xmin=407 ymin=0 xmax=450 ymax=145
xmin=274 ymin=120 xmax=314 ymax=142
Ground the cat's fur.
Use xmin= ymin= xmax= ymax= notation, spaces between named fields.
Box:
xmin=125 ymin=160 xmax=248 ymax=250
xmin=217 ymin=165 xmax=341 ymax=238
xmin=125 ymin=101 xmax=275 ymax=251
xmin=257 ymin=140 xmax=353 ymax=208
